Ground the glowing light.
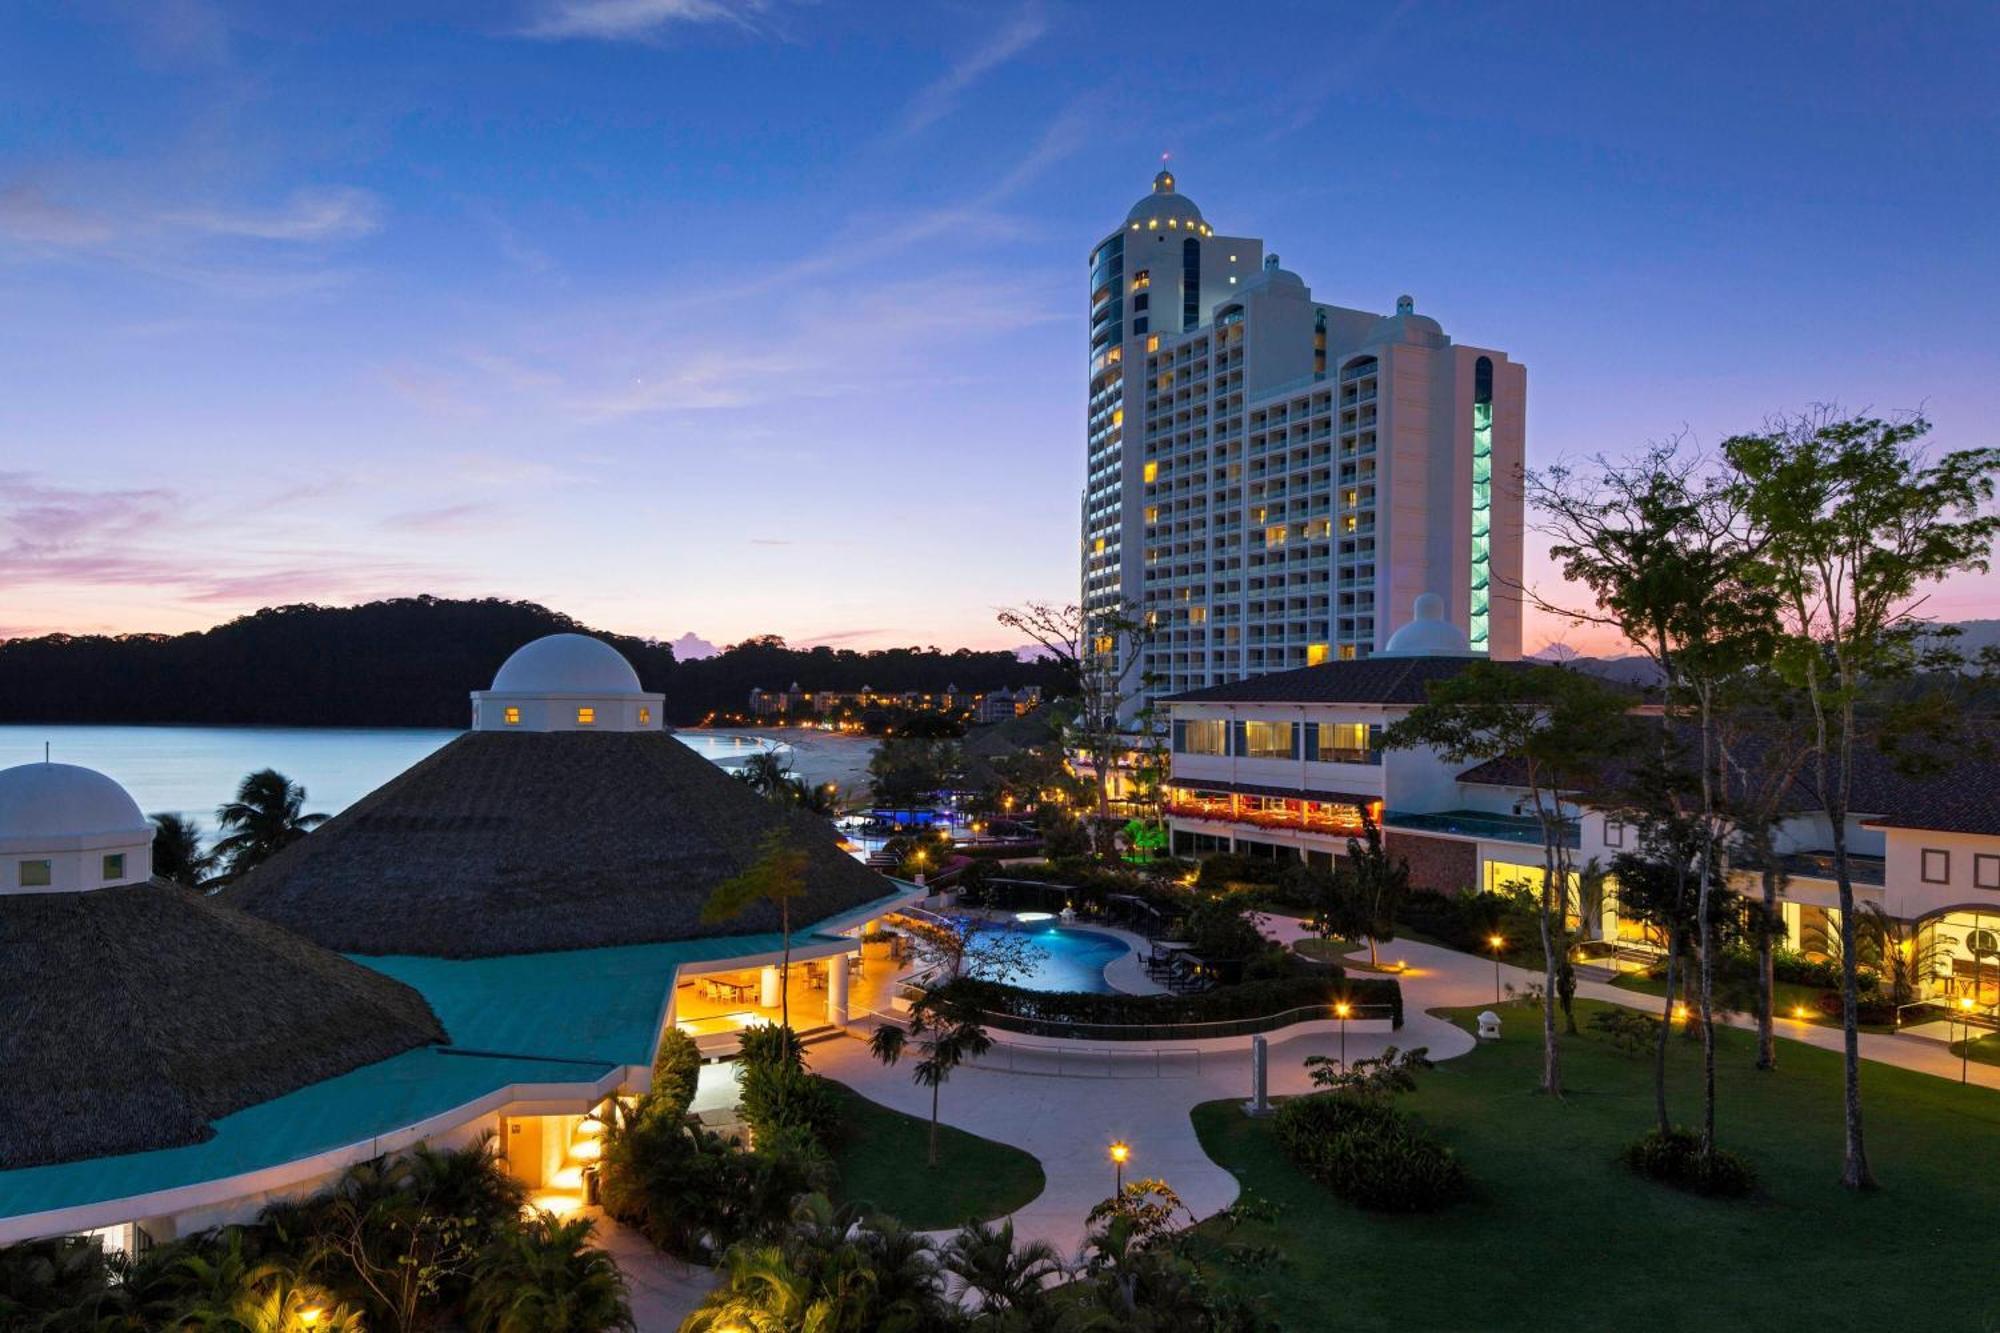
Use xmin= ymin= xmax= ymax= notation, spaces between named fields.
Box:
xmin=1109 ymin=1140 xmax=1130 ymax=1165
xmin=1673 ymin=1002 xmax=1691 ymax=1023
xmin=1335 ymin=1002 xmax=1352 ymax=1019
xmin=300 ymin=1310 xmax=323 ymax=1329
xmin=1488 ymin=935 xmax=1505 ymax=952
xmin=1961 ymin=997 xmax=1977 ymax=1012
xmin=1792 ymin=1005 xmax=1811 ymax=1020
xmin=1015 ymin=911 xmax=1055 ymax=923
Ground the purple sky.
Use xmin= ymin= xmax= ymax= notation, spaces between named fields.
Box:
xmin=3 ymin=2 xmax=1996 ymax=654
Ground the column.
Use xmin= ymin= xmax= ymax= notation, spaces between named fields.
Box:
xmin=826 ymin=952 xmax=851 ymax=1027
xmin=760 ymin=965 xmax=781 ymax=1010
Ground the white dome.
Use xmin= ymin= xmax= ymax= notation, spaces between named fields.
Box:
xmin=1125 ymin=169 xmax=1207 ymax=230
xmin=1365 ymin=294 xmax=1447 ymax=348
xmin=1380 ymin=593 xmax=1480 ymax=657
xmin=491 ymin=634 xmax=644 ymax=695
xmin=0 ymin=762 xmax=150 ymax=846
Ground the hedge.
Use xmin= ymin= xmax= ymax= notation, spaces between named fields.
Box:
xmin=934 ymin=972 xmax=1402 ymax=1037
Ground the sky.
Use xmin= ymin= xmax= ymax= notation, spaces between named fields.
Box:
xmin=2 ymin=1 xmax=1996 ymax=656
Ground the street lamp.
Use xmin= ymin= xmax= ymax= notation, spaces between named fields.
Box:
xmin=1960 ymin=997 xmax=1977 ymax=1085
xmin=1335 ymin=1000 xmax=1352 ymax=1070
xmin=1488 ymin=935 xmax=1505 ymax=1003
xmin=1109 ymin=1139 xmax=1130 ymax=1194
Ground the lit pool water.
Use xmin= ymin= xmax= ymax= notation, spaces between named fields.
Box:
xmin=959 ymin=915 xmax=1130 ymax=994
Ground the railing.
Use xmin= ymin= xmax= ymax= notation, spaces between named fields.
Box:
xmin=1383 ymin=809 xmax=1580 ymax=849
xmin=972 ymin=1001 xmax=1397 ymax=1044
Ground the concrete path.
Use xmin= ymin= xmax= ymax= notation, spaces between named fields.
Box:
xmin=587 ymin=1207 xmax=717 ymax=1332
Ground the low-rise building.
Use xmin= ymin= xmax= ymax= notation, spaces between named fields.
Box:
xmin=1164 ymin=596 xmax=2000 ymax=1007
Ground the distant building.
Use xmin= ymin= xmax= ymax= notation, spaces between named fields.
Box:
xmin=1085 ymin=170 xmax=1525 ymax=723
xmin=744 ymin=682 xmax=1045 ymax=722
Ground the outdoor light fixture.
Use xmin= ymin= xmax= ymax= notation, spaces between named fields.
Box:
xmin=1109 ymin=1139 xmax=1130 ymax=1192
xmin=299 ymin=1309 xmax=323 ymax=1329
xmin=1488 ymin=935 xmax=1505 ymax=1003
xmin=1336 ymin=1001 xmax=1352 ymax=1069
xmin=1793 ymin=1005 xmax=1811 ymax=1021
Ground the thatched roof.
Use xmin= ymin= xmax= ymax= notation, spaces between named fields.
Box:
xmin=224 ymin=730 xmax=900 ymax=958
xmin=0 ymin=881 xmax=446 ymax=1171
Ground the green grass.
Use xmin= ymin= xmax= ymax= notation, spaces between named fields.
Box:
xmin=1290 ymin=937 xmax=1355 ymax=963
xmin=1190 ymin=999 xmax=2000 ymax=1331
xmin=823 ymin=1081 xmax=1044 ymax=1230
xmin=1608 ymin=970 xmax=1902 ymax=1032
xmin=1949 ymin=1030 xmax=2000 ymax=1068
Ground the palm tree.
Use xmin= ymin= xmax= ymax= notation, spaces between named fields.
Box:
xmin=149 ymin=812 xmax=216 ymax=890
xmin=868 ymin=992 xmax=994 ymax=1167
xmin=787 ymin=776 xmax=842 ymax=816
xmin=679 ymin=1244 xmax=825 ymax=1333
xmin=213 ymin=769 xmax=327 ymax=880
xmin=941 ymin=1217 xmax=1064 ymax=1319
xmin=702 ymin=832 xmax=809 ymax=1032
xmin=467 ymin=1212 xmax=634 ymax=1333
xmin=735 ymin=748 xmax=794 ymax=798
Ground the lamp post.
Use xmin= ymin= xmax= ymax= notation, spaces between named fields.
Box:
xmin=1335 ymin=1000 xmax=1352 ymax=1070
xmin=1960 ymin=997 xmax=1977 ymax=1085
xmin=1488 ymin=934 xmax=1505 ymax=1004
xmin=1109 ymin=1139 xmax=1129 ymax=1194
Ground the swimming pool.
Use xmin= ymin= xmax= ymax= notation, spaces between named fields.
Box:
xmin=959 ymin=914 xmax=1131 ymax=994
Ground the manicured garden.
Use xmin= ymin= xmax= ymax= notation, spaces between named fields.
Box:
xmin=1189 ymin=999 xmax=2000 ymax=1330
xmin=823 ymin=1080 xmax=1044 ymax=1229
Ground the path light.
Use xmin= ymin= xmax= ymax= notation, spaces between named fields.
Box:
xmin=1109 ymin=1139 xmax=1130 ymax=1193
xmin=1960 ymin=997 xmax=1978 ymax=1085
xmin=1792 ymin=1004 xmax=1811 ymax=1021
xmin=1488 ymin=935 xmax=1505 ymax=1003
xmin=299 ymin=1309 xmax=323 ymax=1330
xmin=1335 ymin=1000 xmax=1353 ymax=1069
xmin=1673 ymin=1002 xmax=1690 ymax=1024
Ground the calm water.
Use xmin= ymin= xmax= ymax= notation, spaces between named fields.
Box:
xmin=0 ymin=725 xmax=784 ymax=823
xmin=963 ymin=916 xmax=1131 ymax=994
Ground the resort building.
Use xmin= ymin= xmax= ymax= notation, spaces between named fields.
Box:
xmin=1085 ymin=170 xmax=1526 ymax=723
xmin=1164 ymin=595 xmax=2000 ymax=1005
xmin=0 ymin=633 xmax=921 ymax=1248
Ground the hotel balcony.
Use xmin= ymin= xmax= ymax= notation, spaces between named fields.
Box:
xmin=1168 ymin=787 xmax=1375 ymax=839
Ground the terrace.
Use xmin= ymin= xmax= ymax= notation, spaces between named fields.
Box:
xmin=1383 ymin=808 xmax=1580 ymax=848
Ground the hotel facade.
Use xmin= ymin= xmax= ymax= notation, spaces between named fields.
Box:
xmin=1163 ymin=604 xmax=2000 ymax=1005
xmin=1084 ymin=171 xmax=1526 ymax=723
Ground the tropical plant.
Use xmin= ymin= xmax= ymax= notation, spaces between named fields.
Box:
xmin=1273 ymin=1092 xmax=1468 ymax=1213
xmin=149 ymin=811 xmax=217 ymax=890
xmin=212 ymin=769 xmax=327 ymax=879
xmin=1339 ymin=808 xmax=1409 ymax=968
xmin=734 ymin=747 xmax=796 ymax=798
xmin=702 ymin=832 xmax=810 ymax=1031
xmin=1303 ymin=1044 xmax=1433 ymax=1099
xmin=868 ymin=991 xmax=994 ymax=1167
xmin=467 ymin=1212 xmax=633 ymax=1333
xmin=939 ymin=1216 xmax=1064 ymax=1321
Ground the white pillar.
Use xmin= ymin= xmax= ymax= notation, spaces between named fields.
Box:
xmin=760 ymin=965 xmax=781 ymax=1010
xmin=827 ymin=953 xmax=851 ymax=1027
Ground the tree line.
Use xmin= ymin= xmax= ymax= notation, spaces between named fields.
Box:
xmin=0 ymin=596 xmax=1068 ymax=728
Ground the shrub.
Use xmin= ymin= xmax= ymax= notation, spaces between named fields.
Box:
xmin=651 ymin=1028 xmax=702 ymax=1122
xmin=1812 ymin=989 xmax=1897 ymax=1026
xmin=468 ymin=1213 xmax=634 ymax=1333
xmin=1621 ymin=1128 xmax=1757 ymax=1198
xmin=1274 ymin=1093 xmax=1468 ymax=1212
xmin=1589 ymin=1006 xmax=1662 ymax=1056
xmin=739 ymin=1064 xmax=842 ymax=1150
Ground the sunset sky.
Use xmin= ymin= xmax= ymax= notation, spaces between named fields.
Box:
xmin=3 ymin=2 xmax=1996 ymax=656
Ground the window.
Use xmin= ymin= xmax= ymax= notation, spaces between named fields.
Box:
xmin=1604 ymin=819 xmax=1625 ymax=849
xmin=1181 ymin=238 xmax=1201 ymax=330
xmin=638 ymin=707 xmax=652 ymax=725
xmin=1240 ymin=721 xmax=1296 ymax=760
xmin=1143 ymin=461 xmax=1159 ymax=484
xmin=1305 ymin=643 xmax=1330 ymax=666
xmin=504 ymin=706 xmax=521 ymax=726
xmin=576 ymin=707 xmax=597 ymax=726
xmin=1313 ymin=722 xmax=1371 ymax=762
xmin=1178 ymin=719 xmax=1227 ymax=755
xmin=102 ymin=853 xmax=125 ymax=881
xmin=1921 ymin=848 xmax=1950 ymax=884
xmin=18 ymin=860 xmax=52 ymax=888
xmin=1978 ymin=854 xmax=2000 ymax=891
xmin=1470 ymin=356 xmax=1494 ymax=652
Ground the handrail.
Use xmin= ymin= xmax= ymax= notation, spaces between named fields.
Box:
xmin=970 ymin=1001 xmax=1395 ymax=1044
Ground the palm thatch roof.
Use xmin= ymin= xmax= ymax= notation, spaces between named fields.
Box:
xmin=0 ymin=881 xmax=446 ymax=1171
xmin=224 ymin=730 xmax=899 ymax=958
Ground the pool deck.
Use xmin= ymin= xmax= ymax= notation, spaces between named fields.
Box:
xmin=947 ymin=909 xmax=1167 ymax=996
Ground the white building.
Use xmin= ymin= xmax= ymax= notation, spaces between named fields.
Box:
xmin=1085 ymin=171 xmax=1525 ymax=722
xmin=1164 ymin=598 xmax=2000 ymax=1002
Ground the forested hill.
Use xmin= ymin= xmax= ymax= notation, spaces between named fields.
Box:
xmin=0 ymin=597 xmax=1068 ymax=728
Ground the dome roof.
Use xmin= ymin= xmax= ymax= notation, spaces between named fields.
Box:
xmin=1380 ymin=593 xmax=1480 ymax=658
xmin=1126 ymin=169 xmax=1207 ymax=230
xmin=0 ymin=762 xmax=150 ymax=846
xmin=1366 ymin=294 xmax=1447 ymax=348
xmin=490 ymin=633 xmax=644 ymax=695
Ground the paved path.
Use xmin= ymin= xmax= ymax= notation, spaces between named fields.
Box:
xmin=587 ymin=1207 xmax=717 ymax=1332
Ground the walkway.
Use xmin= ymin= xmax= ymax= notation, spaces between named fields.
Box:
xmin=587 ymin=1207 xmax=717 ymax=1331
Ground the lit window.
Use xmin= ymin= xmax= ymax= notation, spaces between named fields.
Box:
xmin=1144 ymin=506 xmax=1159 ymax=523
xmin=1146 ymin=334 xmax=1160 ymax=353
xmin=102 ymin=853 xmax=125 ymax=881
xmin=1241 ymin=721 xmax=1297 ymax=760
xmin=1112 ymin=407 xmax=1123 ymax=426
xmin=639 ymin=707 xmax=652 ymax=725
xmin=18 ymin=860 xmax=51 ymax=888
xmin=1094 ymin=537 xmax=1106 ymax=554
xmin=504 ymin=706 xmax=521 ymax=726
xmin=577 ymin=707 xmax=597 ymax=726
xmin=1265 ymin=525 xmax=1287 ymax=547
xmin=1306 ymin=643 xmax=1330 ymax=666
xmin=1143 ymin=461 xmax=1159 ymax=484
xmin=1180 ymin=719 xmax=1227 ymax=755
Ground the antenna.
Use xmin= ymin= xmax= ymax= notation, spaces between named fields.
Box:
xmin=44 ymin=741 xmax=51 ymax=763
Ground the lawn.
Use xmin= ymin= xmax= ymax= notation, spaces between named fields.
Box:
xmin=1607 ymin=969 xmax=1903 ymax=1032
xmin=1950 ymin=1030 xmax=2000 ymax=1068
xmin=1190 ymin=998 xmax=2000 ymax=1331
xmin=823 ymin=1080 xmax=1045 ymax=1230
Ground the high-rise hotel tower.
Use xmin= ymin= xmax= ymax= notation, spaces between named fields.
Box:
xmin=1084 ymin=171 xmax=1524 ymax=720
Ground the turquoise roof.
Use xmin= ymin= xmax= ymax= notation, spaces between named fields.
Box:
xmin=0 ymin=1049 xmax=611 ymax=1222
xmin=359 ymin=935 xmax=792 ymax=1069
